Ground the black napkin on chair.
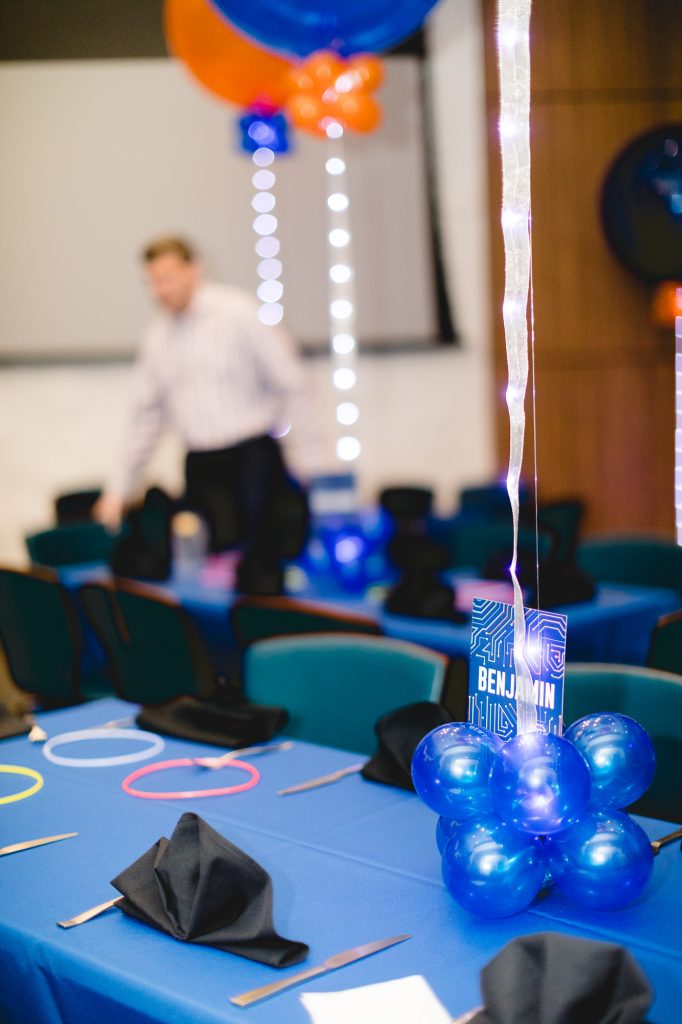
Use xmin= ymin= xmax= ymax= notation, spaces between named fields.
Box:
xmin=111 ymin=812 xmax=308 ymax=967
xmin=136 ymin=695 xmax=288 ymax=748
xmin=110 ymin=487 xmax=174 ymax=582
xmin=361 ymin=702 xmax=454 ymax=790
xmin=469 ymin=932 xmax=652 ymax=1024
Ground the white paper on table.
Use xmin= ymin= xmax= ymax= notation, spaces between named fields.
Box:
xmin=299 ymin=974 xmax=451 ymax=1024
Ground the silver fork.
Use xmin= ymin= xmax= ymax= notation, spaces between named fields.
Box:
xmin=193 ymin=739 xmax=293 ymax=768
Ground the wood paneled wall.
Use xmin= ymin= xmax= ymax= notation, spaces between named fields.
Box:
xmin=482 ymin=0 xmax=682 ymax=535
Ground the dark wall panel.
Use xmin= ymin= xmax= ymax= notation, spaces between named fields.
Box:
xmin=0 ymin=1 xmax=166 ymax=60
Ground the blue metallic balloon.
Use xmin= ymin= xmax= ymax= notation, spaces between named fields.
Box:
xmin=545 ymin=809 xmax=654 ymax=910
xmin=435 ymin=815 xmax=459 ymax=855
xmin=564 ymin=713 xmax=656 ymax=810
xmin=441 ymin=813 xmax=546 ymax=918
xmin=411 ymin=723 xmax=503 ymax=821
xmin=210 ymin=0 xmax=440 ymax=58
xmin=491 ymin=731 xmax=591 ymax=835
xmin=238 ymin=110 xmax=290 ymax=155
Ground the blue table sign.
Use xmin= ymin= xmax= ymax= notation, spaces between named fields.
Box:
xmin=468 ymin=598 xmax=567 ymax=739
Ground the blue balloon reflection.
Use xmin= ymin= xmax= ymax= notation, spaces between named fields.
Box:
xmin=545 ymin=809 xmax=654 ymax=910
xmin=564 ymin=713 xmax=655 ymax=809
xmin=411 ymin=723 xmax=503 ymax=821
xmin=441 ymin=813 xmax=546 ymax=918
xmin=491 ymin=732 xmax=591 ymax=835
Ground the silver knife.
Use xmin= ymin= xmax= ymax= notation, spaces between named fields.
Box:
xmin=278 ymin=762 xmax=365 ymax=796
xmin=0 ymin=832 xmax=78 ymax=857
xmin=230 ymin=933 xmax=411 ymax=1007
xmin=650 ymin=825 xmax=682 ymax=855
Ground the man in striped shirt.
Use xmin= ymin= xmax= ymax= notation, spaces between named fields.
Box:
xmin=95 ymin=236 xmax=313 ymax=554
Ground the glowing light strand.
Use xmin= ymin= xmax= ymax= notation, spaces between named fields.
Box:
xmin=251 ymin=147 xmax=284 ymax=327
xmin=671 ymin=288 xmax=675 ymax=544
xmin=326 ymin=125 xmax=361 ymax=463
xmin=498 ymin=0 xmax=537 ymax=734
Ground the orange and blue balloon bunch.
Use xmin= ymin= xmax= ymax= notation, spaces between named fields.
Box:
xmin=164 ymin=0 xmax=441 ymax=151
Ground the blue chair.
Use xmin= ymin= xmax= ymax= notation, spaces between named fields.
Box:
xmin=25 ymin=522 xmax=115 ymax=568
xmin=244 ymin=633 xmax=447 ymax=754
xmin=577 ymin=536 xmax=682 ymax=600
xmin=564 ymin=663 xmax=682 ymax=823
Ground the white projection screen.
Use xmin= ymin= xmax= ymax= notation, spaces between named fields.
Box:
xmin=0 ymin=55 xmax=441 ymax=358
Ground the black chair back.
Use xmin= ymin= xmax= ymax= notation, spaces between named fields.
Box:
xmin=0 ymin=566 xmax=82 ymax=706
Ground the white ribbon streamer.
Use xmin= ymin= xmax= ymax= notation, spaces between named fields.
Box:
xmin=498 ymin=0 xmax=537 ymax=734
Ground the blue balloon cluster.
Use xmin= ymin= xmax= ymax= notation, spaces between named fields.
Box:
xmin=411 ymin=713 xmax=656 ymax=918
xmin=302 ymin=511 xmax=392 ymax=594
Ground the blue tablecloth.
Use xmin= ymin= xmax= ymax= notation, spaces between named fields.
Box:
xmin=1 ymin=699 xmax=681 ymax=1023
xmin=60 ymin=561 xmax=681 ymax=675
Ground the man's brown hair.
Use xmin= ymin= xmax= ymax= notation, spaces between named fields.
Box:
xmin=141 ymin=236 xmax=196 ymax=263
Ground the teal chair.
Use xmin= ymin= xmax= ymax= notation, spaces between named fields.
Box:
xmin=78 ymin=580 xmax=217 ymax=705
xmin=244 ymin=633 xmax=447 ymax=754
xmin=647 ymin=610 xmax=682 ymax=675
xmin=564 ymin=663 xmax=682 ymax=823
xmin=445 ymin=519 xmax=552 ymax=571
xmin=577 ymin=536 xmax=682 ymax=600
xmin=26 ymin=522 xmax=115 ymax=568
xmin=0 ymin=566 xmax=101 ymax=706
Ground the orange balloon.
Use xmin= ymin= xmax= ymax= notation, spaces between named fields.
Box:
xmin=287 ymin=92 xmax=326 ymax=136
xmin=287 ymin=65 xmax=316 ymax=94
xmin=335 ymin=93 xmax=382 ymax=133
xmin=164 ymin=0 xmax=293 ymax=109
xmin=651 ymin=280 xmax=682 ymax=329
xmin=346 ymin=54 xmax=385 ymax=92
xmin=304 ymin=50 xmax=345 ymax=87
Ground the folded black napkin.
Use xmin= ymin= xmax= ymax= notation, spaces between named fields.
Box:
xmin=361 ymin=702 xmax=454 ymax=790
xmin=470 ymin=932 xmax=652 ymax=1024
xmin=110 ymin=486 xmax=175 ymax=582
xmin=111 ymin=813 xmax=308 ymax=967
xmin=0 ymin=701 xmax=31 ymax=740
xmin=136 ymin=696 xmax=288 ymax=748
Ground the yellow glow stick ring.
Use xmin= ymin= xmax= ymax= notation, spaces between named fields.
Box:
xmin=0 ymin=764 xmax=44 ymax=805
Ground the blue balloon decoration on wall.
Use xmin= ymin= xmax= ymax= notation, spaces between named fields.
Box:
xmin=490 ymin=732 xmax=591 ymax=836
xmin=210 ymin=0 xmax=440 ymax=58
xmin=441 ymin=814 xmax=546 ymax=918
xmin=545 ymin=809 xmax=654 ymax=910
xmin=564 ymin=712 xmax=656 ymax=810
xmin=411 ymin=723 xmax=503 ymax=821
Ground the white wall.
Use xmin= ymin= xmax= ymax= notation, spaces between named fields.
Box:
xmin=0 ymin=56 xmax=435 ymax=354
xmin=0 ymin=0 xmax=495 ymax=564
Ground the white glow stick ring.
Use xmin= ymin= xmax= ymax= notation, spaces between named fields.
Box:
xmin=42 ymin=728 xmax=164 ymax=768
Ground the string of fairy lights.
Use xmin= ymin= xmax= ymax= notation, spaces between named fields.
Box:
xmin=251 ymin=145 xmax=284 ymax=327
xmin=497 ymin=0 xmax=537 ymax=734
xmin=325 ymin=122 xmax=361 ymax=464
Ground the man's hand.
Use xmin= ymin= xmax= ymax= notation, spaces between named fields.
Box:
xmin=92 ymin=492 xmax=125 ymax=532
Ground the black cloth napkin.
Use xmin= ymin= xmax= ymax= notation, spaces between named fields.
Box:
xmin=361 ymin=702 xmax=454 ymax=790
xmin=111 ymin=812 xmax=308 ymax=967
xmin=136 ymin=696 xmax=288 ymax=748
xmin=110 ymin=486 xmax=174 ymax=582
xmin=470 ymin=932 xmax=652 ymax=1024
xmin=0 ymin=701 xmax=30 ymax=740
